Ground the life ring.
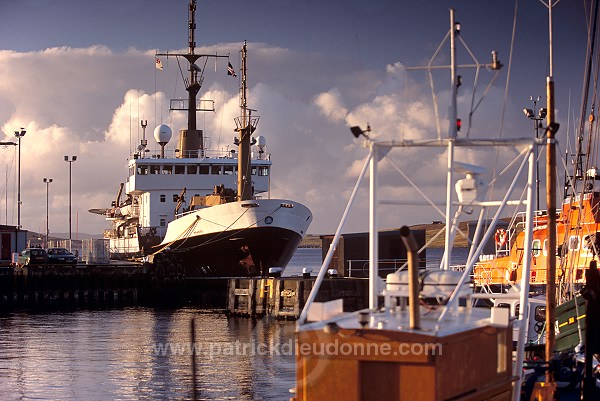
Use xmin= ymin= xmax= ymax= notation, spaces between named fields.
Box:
xmin=495 ymin=228 xmax=508 ymax=248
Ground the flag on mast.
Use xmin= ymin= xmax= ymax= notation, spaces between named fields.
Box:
xmin=155 ymin=57 xmax=163 ymax=70
xmin=227 ymin=62 xmax=237 ymax=77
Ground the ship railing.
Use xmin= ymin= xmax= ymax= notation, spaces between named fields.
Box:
xmin=346 ymin=256 xmax=472 ymax=277
xmin=515 ymin=209 xmax=558 ymax=229
xmin=347 ymin=259 xmax=410 ymax=277
xmin=130 ymin=144 xmax=271 ymax=161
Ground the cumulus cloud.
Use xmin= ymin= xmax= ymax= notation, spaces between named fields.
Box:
xmin=0 ymin=42 xmax=527 ymax=238
xmin=314 ymin=89 xmax=348 ymax=122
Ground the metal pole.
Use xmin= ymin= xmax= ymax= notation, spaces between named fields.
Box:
xmin=17 ymin=136 xmax=20 ymax=229
xmin=512 ymin=144 xmax=537 ymax=401
xmin=443 ymin=9 xmax=458 ymax=270
xmin=14 ymin=130 xmax=25 ymax=229
xmin=44 ymin=178 xmax=52 ymax=247
xmin=297 ymin=151 xmax=372 ymax=325
xmin=69 ymin=161 xmax=72 ymax=240
xmin=400 ymin=226 xmax=420 ymax=330
xmin=65 ymin=156 xmax=77 ymax=241
xmin=369 ymin=143 xmax=379 ymax=310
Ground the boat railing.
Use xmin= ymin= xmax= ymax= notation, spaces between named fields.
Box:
xmin=515 ymin=209 xmax=558 ymax=229
xmin=130 ymin=143 xmax=271 ymax=161
xmin=347 ymin=257 xmax=467 ymax=277
xmin=347 ymin=259 xmax=412 ymax=277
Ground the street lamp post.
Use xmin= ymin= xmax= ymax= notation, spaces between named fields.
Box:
xmin=64 ymin=156 xmax=77 ymax=241
xmin=43 ymin=178 xmax=52 ymax=247
xmin=523 ymin=96 xmax=547 ymax=210
xmin=14 ymin=128 xmax=26 ymax=229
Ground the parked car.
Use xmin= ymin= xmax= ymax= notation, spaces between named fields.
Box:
xmin=17 ymin=248 xmax=48 ymax=267
xmin=46 ymin=247 xmax=78 ymax=264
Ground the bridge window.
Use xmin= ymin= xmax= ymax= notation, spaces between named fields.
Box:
xmin=199 ymin=165 xmax=209 ymax=174
xmin=258 ymin=166 xmax=269 ymax=176
xmin=150 ymin=165 xmax=160 ymax=174
xmin=162 ymin=165 xmax=173 ymax=174
xmin=187 ymin=165 xmax=197 ymax=174
xmin=211 ymin=165 xmax=222 ymax=175
xmin=175 ymin=165 xmax=185 ymax=174
xmin=223 ymin=165 xmax=235 ymax=175
xmin=137 ymin=165 xmax=148 ymax=175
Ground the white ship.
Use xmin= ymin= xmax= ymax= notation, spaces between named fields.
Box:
xmin=90 ymin=1 xmax=312 ymax=277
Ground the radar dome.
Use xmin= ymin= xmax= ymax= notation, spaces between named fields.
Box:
xmin=154 ymin=124 xmax=172 ymax=145
xmin=256 ymin=135 xmax=267 ymax=147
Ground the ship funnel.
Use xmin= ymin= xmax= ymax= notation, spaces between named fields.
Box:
xmin=177 ymin=129 xmax=203 ymax=159
xmin=154 ymin=124 xmax=172 ymax=158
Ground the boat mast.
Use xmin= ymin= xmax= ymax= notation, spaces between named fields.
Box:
xmin=443 ymin=9 xmax=458 ymax=270
xmin=235 ymin=41 xmax=258 ymax=201
xmin=182 ymin=0 xmax=202 ymax=157
xmin=541 ymin=0 xmax=558 ymax=387
xmin=155 ymin=0 xmax=228 ymax=159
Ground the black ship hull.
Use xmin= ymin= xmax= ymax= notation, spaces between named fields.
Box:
xmin=154 ymin=226 xmax=303 ymax=277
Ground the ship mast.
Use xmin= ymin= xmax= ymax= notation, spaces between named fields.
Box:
xmin=541 ymin=0 xmax=559 ymax=389
xmin=155 ymin=0 xmax=228 ymax=158
xmin=235 ymin=41 xmax=259 ymax=201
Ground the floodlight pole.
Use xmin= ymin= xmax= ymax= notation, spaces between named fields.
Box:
xmin=43 ymin=178 xmax=52 ymax=247
xmin=14 ymin=129 xmax=26 ymax=229
xmin=64 ymin=156 xmax=77 ymax=241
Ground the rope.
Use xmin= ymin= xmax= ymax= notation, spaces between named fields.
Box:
xmin=170 ymin=205 xmax=284 ymax=253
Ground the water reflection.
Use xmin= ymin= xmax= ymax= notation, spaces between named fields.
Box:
xmin=0 ymin=308 xmax=297 ymax=401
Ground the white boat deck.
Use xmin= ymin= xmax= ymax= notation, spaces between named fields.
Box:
xmin=299 ymin=304 xmax=505 ymax=338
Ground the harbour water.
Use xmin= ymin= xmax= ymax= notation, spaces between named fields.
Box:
xmin=0 ymin=247 xmax=466 ymax=401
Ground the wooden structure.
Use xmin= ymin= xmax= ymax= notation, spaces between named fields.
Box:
xmin=295 ymin=318 xmax=515 ymax=401
xmin=226 ymin=277 xmax=368 ymax=319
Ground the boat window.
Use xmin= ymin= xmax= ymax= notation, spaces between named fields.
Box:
xmin=162 ymin=165 xmax=173 ymax=174
xmin=160 ymin=218 xmax=166 ymax=227
xmin=160 ymin=194 xmax=166 ymax=203
xmin=223 ymin=165 xmax=235 ymax=175
xmin=175 ymin=165 xmax=185 ymax=174
xmin=199 ymin=165 xmax=209 ymax=174
xmin=150 ymin=165 xmax=160 ymax=174
xmin=532 ymin=239 xmax=542 ymax=257
xmin=251 ymin=166 xmax=257 ymax=175
xmin=569 ymin=235 xmax=580 ymax=250
xmin=187 ymin=165 xmax=197 ymax=174
xmin=172 ymin=194 xmax=179 ymax=202
xmin=137 ymin=165 xmax=149 ymax=175
xmin=543 ymin=239 xmax=548 ymax=256
xmin=258 ymin=166 xmax=269 ymax=176
xmin=211 ymin=165 xmax=222 ymax=175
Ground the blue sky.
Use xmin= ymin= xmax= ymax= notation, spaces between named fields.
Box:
xmin=0 ymin=0 xmax=592 ymax=236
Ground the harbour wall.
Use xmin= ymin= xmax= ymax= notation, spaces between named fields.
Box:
xmin=0 ymin=265 xmax=368 ymax=319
